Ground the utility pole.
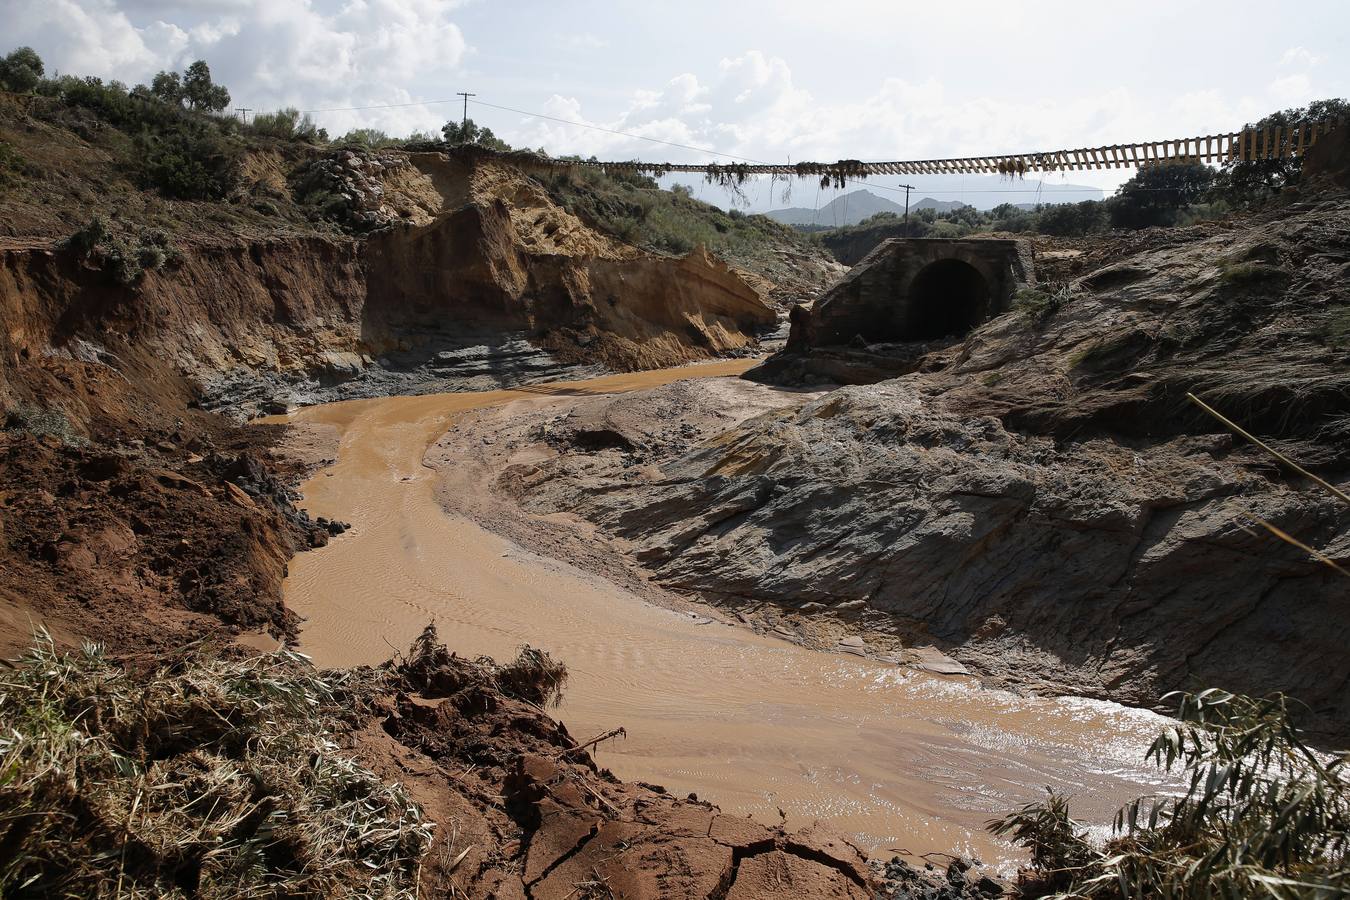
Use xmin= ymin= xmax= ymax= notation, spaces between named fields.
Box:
xmin=235 ymin=107 xmax=252 ymax=124
xmin=456 ymin=92 xmax=475 ymax=128
xmin=899 ymin=183 xmax=915 ymax=232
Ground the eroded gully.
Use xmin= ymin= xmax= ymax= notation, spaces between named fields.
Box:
xmin=278 ymin=359 xmax=1172 ymax=873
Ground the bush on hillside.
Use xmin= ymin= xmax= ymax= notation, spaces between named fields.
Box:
xmin=989 ymin=689 xmax=1350 ymax=897
xmin=63 ymin=217 xmax=182 ymax=284
xmin=250 ymin=107 xmax=328 ymax=143
xmin=136 ymin=122 xmax=241 ymax=200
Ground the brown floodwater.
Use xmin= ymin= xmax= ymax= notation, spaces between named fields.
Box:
xmin=278 ymin=360 xmax=1172 ymax=873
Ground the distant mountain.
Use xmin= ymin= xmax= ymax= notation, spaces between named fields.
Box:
xmin=765 ymin=190 xmax=968 ymax=227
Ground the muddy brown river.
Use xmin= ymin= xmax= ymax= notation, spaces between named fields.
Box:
xmin=279 ymin=360 xmax=1172 ymax=873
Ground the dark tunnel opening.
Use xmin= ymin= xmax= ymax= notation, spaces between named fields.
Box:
xmin=902 ymin=259 xmax=990 ymax=340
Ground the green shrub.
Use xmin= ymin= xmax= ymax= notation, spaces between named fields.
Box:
xmin=63 ymin=219 xmax=180 ymax=284
xmin=989 ymin=689 xmax=1350 ymax=898
xmin=135 ymin=123 xmax=240 ymax=200
xmin=250 ymin=107 xmax=328 ymax=143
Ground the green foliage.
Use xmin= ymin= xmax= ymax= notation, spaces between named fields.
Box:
xmin=989 ymin=689 xmax=1350 ymax=898
xmin=146 ymin=61 xmax=230 ymax=112
xmin=0 ymin=635 xmax=432 ymax=898
xmin=27 ymin=70 xmax=242 ymax=200
xmin=441 ymin=117 xmax=511 ymax=151
xmin=0 ymin=139 xmax=34 ymax=190
xmin=540 ymin=165 xmax=821 ymax=274
xmin=182 ymin=59 xmax=230 ymax=111
xmin=1035 ymin=199 xmax=1108 ymax=237
xmin=0 ymin=46 xmax=44 ymax=93
xmin=136 ymin=121 xmax=241 ymax=199
xmin=337 ymin=127 xmax=396 ymax=148
xmin=1110 ymin=162 xmax=1216 ymax=229
xmin=1013 ymin=284 xmax=1073 ymax=321
xmin=250 ymin=107 xmax=328 ymax=143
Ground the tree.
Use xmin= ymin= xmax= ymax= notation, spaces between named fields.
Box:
xmin=150 ymin=70 xmax=184 ymax=106
xmin=1109 ymin=161 xmax=1216 ymax=229
xmin=441 ymin=118 xmax=511 ymax=151
xmin=182 ymin=60 xmax=229 ymax=112
xmin=1034 ymin=199 xmax=1107 ymax=236
xmin=0 ymin=46 xmax=44 ymax=93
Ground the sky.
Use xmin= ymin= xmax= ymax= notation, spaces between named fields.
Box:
xmin=4 ymin=0 xmax=1349 ymax=210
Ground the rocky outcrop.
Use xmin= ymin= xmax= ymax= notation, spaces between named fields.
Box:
xmin=479 ymin=197 xmax=1350 ymax=737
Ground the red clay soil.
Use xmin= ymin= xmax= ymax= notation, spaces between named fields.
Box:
xmin=352 ymin=627 xmax=880 ymax=900
xmin=0 ymin=338 xmax=329 ymax=657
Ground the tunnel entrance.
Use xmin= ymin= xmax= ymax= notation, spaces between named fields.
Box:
xmin=902 ymin=259 xmax=990 ymax=340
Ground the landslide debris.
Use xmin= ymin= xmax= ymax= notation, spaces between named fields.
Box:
xmin=456 ymin=195 xmax=1350 ymax=738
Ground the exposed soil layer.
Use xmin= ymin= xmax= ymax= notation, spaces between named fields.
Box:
xmin=0 ymin=145 xmax=788 ymax=423
xmin=454 ymin=197 xmax=1350 ymax=739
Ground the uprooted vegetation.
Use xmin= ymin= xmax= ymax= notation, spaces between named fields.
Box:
xmin=990 ymin=689 xmax=1350 ymax=898
xmin=0 ymin=635 xmax=432 ymax=898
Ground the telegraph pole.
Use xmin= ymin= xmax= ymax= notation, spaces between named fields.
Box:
xmin=235 ymin=107 xmax=252 ymax=124
xmin=900 ymin=183 xmax=915 ymax=232
xmin=456 ymin=92 xmax=476 ymax=128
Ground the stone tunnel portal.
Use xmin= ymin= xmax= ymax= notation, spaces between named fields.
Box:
xmin=793 ymin=238 xmax=1032 ymax=351
xmin=903 ymin=258 xmax=991 ymax=340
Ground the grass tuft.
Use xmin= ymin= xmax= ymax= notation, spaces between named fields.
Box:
xmin=0 ymin=633 xmax=433 ymax=898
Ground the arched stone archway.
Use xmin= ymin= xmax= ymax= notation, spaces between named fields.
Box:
xmin=795 ymin=237 xmax=1032 ymax=351
xmin=902 ymin=258 xmax=991 ymax=339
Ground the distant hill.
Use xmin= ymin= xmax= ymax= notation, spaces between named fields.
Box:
xmin=766 ymin=190 xmax=968 ymax=227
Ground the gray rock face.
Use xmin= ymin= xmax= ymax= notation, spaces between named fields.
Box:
xmin=503 ymin=199 xmax=1350 ymax=736
xmin=538 ymin=382 xmax=1348 ymax=728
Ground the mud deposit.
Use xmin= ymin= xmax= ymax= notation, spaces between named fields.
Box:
xmin=278 ymin=361 xmax=1173 ymax=873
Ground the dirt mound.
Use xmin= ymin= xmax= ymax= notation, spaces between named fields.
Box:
xmin=357 ymin=626 xmax=882 ymax=899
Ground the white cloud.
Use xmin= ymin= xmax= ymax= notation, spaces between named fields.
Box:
xmin=3 ymin=0 xmax=472 ymax=135
xmin=558 ymin=32 xmax=607 ymax=50
xmin=1280 ymin=46 xmax=1322 ymax=69
xmin=501 ymin=50 xmax=1273 ymax=175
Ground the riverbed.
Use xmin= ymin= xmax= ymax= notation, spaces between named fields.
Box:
xmin=278 ymin=360 xmax=1172 ymax=872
